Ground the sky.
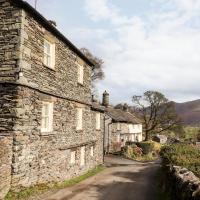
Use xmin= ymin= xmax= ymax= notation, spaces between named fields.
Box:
xmin=26 ymin=0 xmax=200 ymax=105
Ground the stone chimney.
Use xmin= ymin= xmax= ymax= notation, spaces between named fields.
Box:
xmin=49 ymin=20 xmax=57 ymax=27
xmin=123 ymin=103 xmax=129 ymax=112
xmin=102 ymin=91 xmax=109 ymax=107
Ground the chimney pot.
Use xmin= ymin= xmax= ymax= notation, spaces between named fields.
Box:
xmin=102 ymin=91 xmax=109 ymax=107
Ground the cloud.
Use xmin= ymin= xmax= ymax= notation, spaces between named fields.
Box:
xmin=79 ymin=0 xmax=200 ymax=104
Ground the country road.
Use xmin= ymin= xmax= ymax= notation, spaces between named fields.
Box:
xmin=44 ymin=155 xmax=161 ymax=200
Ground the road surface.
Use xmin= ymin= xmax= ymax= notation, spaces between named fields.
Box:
xmin=45 ymin=155 xmax=160 ymax=200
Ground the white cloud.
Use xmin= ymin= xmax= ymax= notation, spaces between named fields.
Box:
xmin=79 ymin=0 xmax=200 ymax=104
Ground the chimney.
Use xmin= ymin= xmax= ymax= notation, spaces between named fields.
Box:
xmin=123 ymin=103 xmax=129 ymax=112
xmin=92 ymin=95 xmax=97 ymax=103
xmin=49 ymin=20 xmax=57 ymax=27
xmin=102 ymin=91 xmax=109 ymax=107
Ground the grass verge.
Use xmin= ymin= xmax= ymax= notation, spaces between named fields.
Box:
xmin=5 ymin=165 xmax=105 ymax=200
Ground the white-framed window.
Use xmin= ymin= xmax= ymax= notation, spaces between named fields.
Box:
xmin=76 ymin=108 xmax=83 ymax=130
xmin=44 ymin=39 xmax=55 ymax=69
xmin=117 ymin=123 xmax=121 ymax=130
xmin=96 ymin=113 xmax=101 ymax=130
xmin=77 ymin=63 xmax=84 ymax=84
xmin=117 ymin=134 xmax=121 ymax=143
xmin=80 ymin=146 xmax=85 ymax=166
xmin=90 ymin=145 xmax=94 ymax=157
xmin=128 ymin=124 xmax=134 ymax=133
xmin=41 ymin=102 xmax=53 ymax=133
xmin=131 ymin=134 xmax=135 ymax=142
xmin=70 ymin=150 xmax=76 ymax=164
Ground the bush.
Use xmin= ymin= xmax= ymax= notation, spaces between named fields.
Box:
xmin=136 ymin=141 xmax=161 ymax=155
xmin=124 ymin=145 xmax=143 ymax=159
xmin=161 ymin=144 xmax=200 ymax=177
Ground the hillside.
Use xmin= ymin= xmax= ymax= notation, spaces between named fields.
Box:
xmin=175 ymin=99 xmax=200 ymax=126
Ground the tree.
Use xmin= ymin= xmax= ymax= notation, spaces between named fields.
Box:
xmin=132 ymin=91 xmax=181 ymax=141
xmin=80 ymin=48 xmax=104 ymax=82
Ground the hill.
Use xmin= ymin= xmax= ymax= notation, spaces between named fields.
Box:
xmin=175 ymin=99 xmax=200 ymax=126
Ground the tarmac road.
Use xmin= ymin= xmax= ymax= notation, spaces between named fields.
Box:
xmin=45 ymin=155 xmax=160 ymax=200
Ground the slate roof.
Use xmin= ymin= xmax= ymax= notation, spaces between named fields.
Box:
xmin=91 ymin=102 xmax=105 ymax=113
xmin=12 ymin=0 xmax=94 ymax=67
xmin=106 ymin=107 xmax=141 ymax=124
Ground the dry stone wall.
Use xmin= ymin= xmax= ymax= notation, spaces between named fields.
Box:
xmin=163 ymin=165 xmax=200 ymax=200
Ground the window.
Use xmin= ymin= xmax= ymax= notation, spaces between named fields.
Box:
xmin=70 ymin=150 xmax=76 ymax=164
xmin=131 ymin=134 xmax=135 ymax=142
xmin=90 ymin=146 xmax=94 ymax=157
xmin=96 ymin=113 xmax=101 ymax=130
xmin=44 ymin=39 xmax=55 ymax=69
xmin=80 ymin=146 xmax=85 ymax=166
xmin=117 ymin=123 xmax=121 ymax=130
xmin=117 ymin=134 xmax=121 ymax=143
xmin=76 ymin=108 xmax=83 ymax=130
xmin=41 ymin=102 xmax=53 ymax=133
xmin=128 ymin=124 xmax=134 ymax=133
xmin=77 ymin=63 xmax=84 ymax=84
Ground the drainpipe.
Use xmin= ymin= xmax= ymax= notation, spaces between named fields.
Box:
xmin=107 ymin=122 xmax=112 ymax=153
xmin=103 ymin=116 xmax=112 ymax=157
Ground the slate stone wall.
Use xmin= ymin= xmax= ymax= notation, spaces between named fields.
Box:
xmin=0 ymin=0 xmax=21 ymax=82
xmin=18 ymin=9 xmax=92 ymax=105
xmin=0 ymin=0 xmax=104 ymax=198
xmin=11 ymin=86 xmax=103 ymax=189
xmin=162 ymin=165 xmax=200 ymax=200
xmin=0 ymin=136 xmax=13 ymax=199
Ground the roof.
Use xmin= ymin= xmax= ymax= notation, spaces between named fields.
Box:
xmin=106 ymin=107 xmax=141 ymax=124
xmin=91 ymin=102 xmax=105 ymax=113
xmin=12 ymin=0 xmax=94 ymax=67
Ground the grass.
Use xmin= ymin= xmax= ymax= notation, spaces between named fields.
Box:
xmin=5 ymin=165 xmax=105 ymax=200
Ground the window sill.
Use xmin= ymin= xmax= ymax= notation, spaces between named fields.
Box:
xmin=40 ymin=131 xmax=55 ymax=136
xmin=77 ymin=82 xmax=84 ymax=87
xmin=43 ymin=64 xmax=56 ymax=71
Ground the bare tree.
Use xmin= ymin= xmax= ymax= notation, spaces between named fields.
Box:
xmin=80 ymin=48 xmax=104 ymax=82
xmin=132 ymin=91 xmax=180 ymax=141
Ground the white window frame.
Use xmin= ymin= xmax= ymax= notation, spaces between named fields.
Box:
xmin=77 ymin=63 xmax=84 ymax=84
xmin=76 ymin=108 xmax=83 ymax=131
xmin=96 ymin=113 xmax=101 ymax=130
xmin=117 ymin=134 xmax=121 ymax=143
xmin=80 ymin=146 xmax=85 ymax=166
xmin=41 ymin=102 xmax=53 ymax=133
xmin=128 ymin=124 xmax=134 ymax=133
xmin=117 ymin=123 xmax=121 ymax=131
xmin=70 ymin=150 xmax=76 ymax=164
xmin=90 ymin=145 xmax=94 ymax=157
xmin=44 ymin=39 xmax=55 ymax=69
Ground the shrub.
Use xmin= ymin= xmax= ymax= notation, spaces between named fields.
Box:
xmin=124 ymin=145 xmax=143 ymax=159
xmin=160 ymin=144 xmax=200 ymax=177
xmin=136 ymin=141 xmax=161 ymax=155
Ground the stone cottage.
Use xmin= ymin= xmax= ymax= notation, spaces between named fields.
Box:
xmin=0 ymin=0 xmax=104 ymax=198
xmin=102 ymin=91 xmax=143 ymax=153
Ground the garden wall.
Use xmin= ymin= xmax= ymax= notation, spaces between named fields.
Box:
xmin=163 ymin=165 xmax=200 ymax=200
